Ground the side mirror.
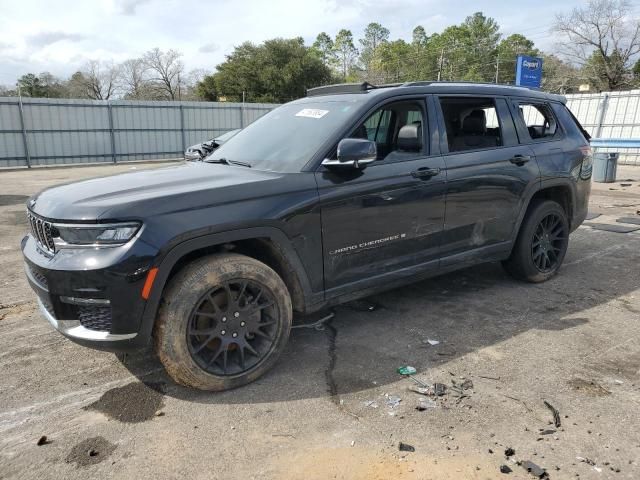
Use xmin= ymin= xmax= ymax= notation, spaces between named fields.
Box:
xmin=322 ymin=138 xmax=377 ymax=169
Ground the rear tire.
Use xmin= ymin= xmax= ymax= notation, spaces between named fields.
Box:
xmin=502 ymin=200 xmax=569 ymax=283
xmin=154 ymin=253 xmax=292 ymax=391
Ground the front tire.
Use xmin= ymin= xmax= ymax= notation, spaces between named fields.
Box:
xmin=502 ymin=200 xmax=569 ymax=283
xmin=154 ymin=253 xmax=292 ymax=391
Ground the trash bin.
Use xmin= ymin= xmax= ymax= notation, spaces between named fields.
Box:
xmin=592 ymin=152 xmax=618 ymax=183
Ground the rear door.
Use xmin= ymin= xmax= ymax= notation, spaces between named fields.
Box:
xmin=509 ymin=99 xmax=568 ymax=180
xmin=435 ymin=95 xmax=540 ymax=263
xmin=316 ymin=96 xmax=446 ymax=294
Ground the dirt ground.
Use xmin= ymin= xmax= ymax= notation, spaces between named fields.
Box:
xmin=1 ymin=161 xmax=639 ymax=480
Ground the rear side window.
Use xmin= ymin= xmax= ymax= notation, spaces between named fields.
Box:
xmin=516 ymin=102 xmax=559 ymax=141
xmin=439 ymin=97 xmax=503 ymax=153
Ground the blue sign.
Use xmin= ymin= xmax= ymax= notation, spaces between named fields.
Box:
xmin=515 ymin=55 xmax=543 ymax=88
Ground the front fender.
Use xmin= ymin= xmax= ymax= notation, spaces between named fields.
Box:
xmin=136 ymin=226 xmax=318 ymax=345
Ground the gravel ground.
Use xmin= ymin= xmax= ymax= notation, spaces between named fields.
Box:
xmin=1 ymin=161 xmax=639 ymax=480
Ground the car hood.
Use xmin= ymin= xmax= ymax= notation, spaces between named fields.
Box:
xmin=29 ymin=162 xmax=284 ymax=221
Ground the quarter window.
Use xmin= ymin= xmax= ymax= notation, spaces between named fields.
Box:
xmin=439 ymin=97 xmax=503 ymax=152
xmin=516 ymin=102 xmax=558 ymax=140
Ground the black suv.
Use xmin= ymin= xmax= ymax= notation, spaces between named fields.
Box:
xmin=22 ymin=82 xmax=592 ymax=391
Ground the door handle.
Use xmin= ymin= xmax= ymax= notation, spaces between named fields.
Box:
xmin=510 ymin=154 xmax=531 ymax=166
xmin=411 ymin=167 xmax=441 ymax=179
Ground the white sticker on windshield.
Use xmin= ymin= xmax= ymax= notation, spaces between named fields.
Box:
xmin=295 ymin=108 xmax=329 ymax=119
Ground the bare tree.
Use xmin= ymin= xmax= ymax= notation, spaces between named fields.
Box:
xmin=78 ymin=60 xmax=120 ymax=100
xmin=118 ymin=58 xmax=148 ymax=99
xmin=554 ymin=0 xmax=640 ymax=90
xmin=142 ymin=48 xmax=184 ymax=100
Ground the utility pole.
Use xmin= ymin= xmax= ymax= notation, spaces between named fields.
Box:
xmin=437 ymin=48 xmax=445 ymax=81
xmin=495 ymin=55 xmax=499 ymax=83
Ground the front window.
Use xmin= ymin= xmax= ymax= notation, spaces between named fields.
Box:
xmin=207 ymin=101 xmax=362 ymax=172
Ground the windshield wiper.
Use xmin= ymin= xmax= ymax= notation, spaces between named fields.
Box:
xmin=205 ymin=157 xmax=251 ymax=168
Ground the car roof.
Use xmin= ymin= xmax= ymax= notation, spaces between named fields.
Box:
xmin=303 ymin=81 xmax=566 ymax=105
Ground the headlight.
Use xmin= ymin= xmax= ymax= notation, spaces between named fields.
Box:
xmin=53 ymin=222 xmax=141 ymax=247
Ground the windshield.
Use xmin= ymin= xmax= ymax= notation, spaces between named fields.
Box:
xmin=214 ymin=129 xmax=240 ymax=144
xmin=207 ymin=101 xmax=361 ymax=172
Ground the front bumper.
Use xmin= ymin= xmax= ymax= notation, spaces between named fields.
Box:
xmin=22 ymin=233 xmax=158 ymax=352
xmin=36 ymin=297 xmax=137 ymax=342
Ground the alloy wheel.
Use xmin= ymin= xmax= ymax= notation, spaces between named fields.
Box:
xmin=531 ymin=213 xmax=567 ymax=272
xmin=187 ymin=279 xmax=278 ymax=376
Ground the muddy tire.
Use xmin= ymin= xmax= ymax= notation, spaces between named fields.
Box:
xmin=502 ymin=199 xmax=569 ymax=283
xmin=154 ymin=253 xmax=292 ymax=391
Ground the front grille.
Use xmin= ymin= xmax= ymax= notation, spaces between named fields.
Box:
xmin=77 ymin=305 xmax=113 ymax=332
xmin=27 ymin=211 xmax=56 ymax=253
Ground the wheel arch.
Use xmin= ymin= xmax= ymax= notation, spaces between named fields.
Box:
xmin=137 ymin=227 xmax=315 ymax=343
xmin=513 ymin=179 xmax=576 ymax=244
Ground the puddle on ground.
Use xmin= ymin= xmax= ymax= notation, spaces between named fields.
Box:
xmin=84 ymin=381 xmax=165 ymax=423
xmin=65 ymin=436 xmax=116 ymax=467
xmin=0 ymin=195 xmax=29 ymax=206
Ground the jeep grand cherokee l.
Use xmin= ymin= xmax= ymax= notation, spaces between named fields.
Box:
xmin=22 ymin=81 xmax=592 ymax=391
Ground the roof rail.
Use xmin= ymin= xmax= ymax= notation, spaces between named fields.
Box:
xmin=306 ymin=82 xmax=402 ymax=97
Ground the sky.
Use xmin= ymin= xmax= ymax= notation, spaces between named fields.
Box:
xmin=0 ymin=0 xmax=592 ymax=86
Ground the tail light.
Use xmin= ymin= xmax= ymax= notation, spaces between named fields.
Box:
xmin=579 ymin=146 xmax=593 ymax=179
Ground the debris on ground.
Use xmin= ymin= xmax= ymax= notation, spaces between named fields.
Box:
xmin=424 ymin=339 xmax=440 ymax=346
xmin=520 ymin=460 xmax=548 ymax=478
xmin=385 ymin=394 xmax=402 ymax=408
xmin=397 ymin=366 xmax=417 ymax=375
xmin=37 ymin=436 xmax=51 ymax=446
xmin=155 ymin=411 xmax=165 ymax=417
xmin=543 ymin=401 xmax=561 ymax=427
xmin=415 ymin=397 xmax=437 ymax=411
xmin=433 ymin=383 xmax=447 ymax=396
xmin=505 ymin=447 xmax=515 ymax=457
xmin=398 ymin=442 xmax=415 ymax=452
xmin=620 ymin=183 xmax=632 ymax=187
xmin=363 ymin=400 xmax=379 ymax=408
xmin=408 ymin=385 xmax=431 ymax=395
xmin=576 ymin=456 xmax=596 ymax=466
xmin=500 ymin=464 xmax=513 ymax=474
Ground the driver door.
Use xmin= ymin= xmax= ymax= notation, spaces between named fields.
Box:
xmin=315 ymin=97 xmax=446 ymax=295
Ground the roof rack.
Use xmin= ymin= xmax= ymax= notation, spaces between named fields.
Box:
xmin=306 ymin=82 xmax=402 ymax=97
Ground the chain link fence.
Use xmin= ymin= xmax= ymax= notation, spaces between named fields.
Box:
xmin=0 ymin=97 xmax=277 ymax=168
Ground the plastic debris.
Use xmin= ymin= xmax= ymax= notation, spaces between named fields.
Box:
xmin=425 ymin=339 xmax=440 ymax=346
xmin=408 ymin=385 xmax=432 ymax=395
xmin=398 ymin=442 xmax=415 ymax=452
xmin=385 ymin=395 xmax=402 ymax=408
xmin=500 ymin=465 xmax=512 ymax=474
xmin=350 ymin=440 xmax=355 ymax=447
xmin=397 ymin=366 xmax=417 ymax=375
xmin=363 ymin=400 xmax=379 ymax=408
xmin=520 ymin=460 xmax=548 ymax=478
xmin=543 ymin=401 xmax=561 ymax=428
xmin=415 ymin=397 xmax=437 ymax=411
